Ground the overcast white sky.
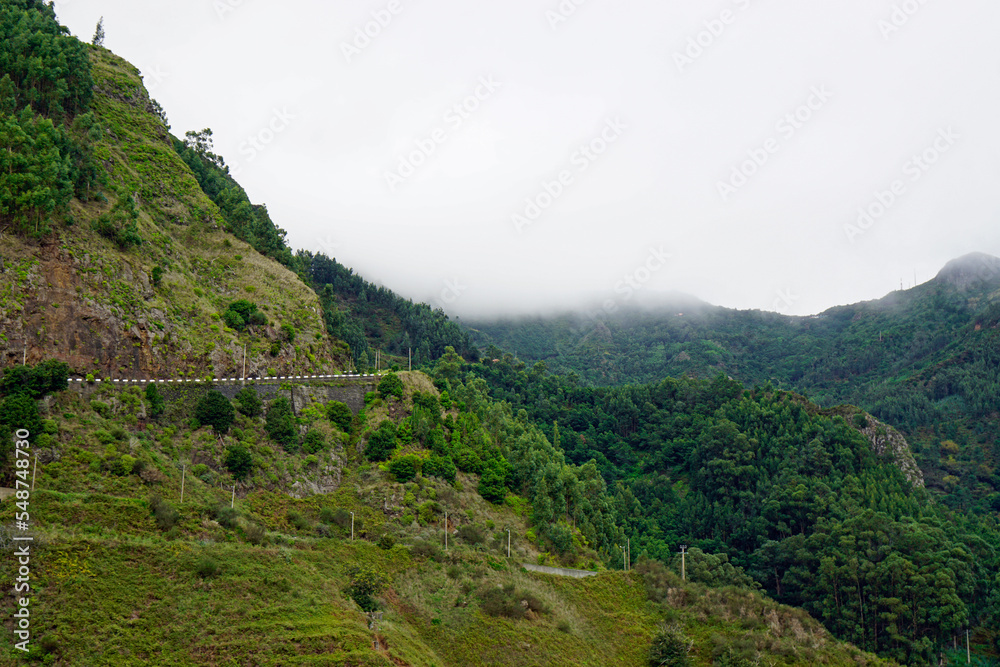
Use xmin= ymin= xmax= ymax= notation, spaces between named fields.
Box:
xmin=53 ymin=1 xmax=1000 ymax=318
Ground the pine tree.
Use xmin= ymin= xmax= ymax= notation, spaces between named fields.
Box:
xmin=92 ymin=17 xmax=105 ymax=46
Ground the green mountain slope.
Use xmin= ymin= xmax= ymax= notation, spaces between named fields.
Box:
xmin=467 ymin=253 xmax=1000 ymax=510
xmin=0 ymin=3 xmax=992 ymax=665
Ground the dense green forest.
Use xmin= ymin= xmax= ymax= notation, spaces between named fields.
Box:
xmin=468 ymin=257 xmax=1000 ymax=513
xmin=3 ymin=2 xmax=999 ymax=662
xmin=444 ymin=354 xmax=1000 ymax=664
xmin=0 ymin=0 xmax=103 ymax=236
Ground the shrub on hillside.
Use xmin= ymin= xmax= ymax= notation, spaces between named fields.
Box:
xmin=346 ymin=566 xmax=388 ymax=612
xmin=648 ymin=624 xmax=692 ymax=666
xmin=145 ymin=383 xmax=165 ymax=418
xmin=478 ymin=583 xmax=547 ymax=620
xmin=388 ymin=454 xmax=421 ymax=483
xmin=423 ymin=455 xmax=457 ymax=483
xmin=195 ymin=390 xmax=234 ymax=433
xmin=327 ymin=400 xmax=353 ymax=433
xmin=234 ymin=386 xmax=262 ymax=417
xmin=302 ymin=430 xmax=325 ymax=454
xmin=149 ymin=494 xmax=179 ymax=531
xmin=378 ymin=372 xmax=404 ymax=400
xmin=365 ymin=420 xmax=397 ymax=461
xmin=265 ymin=396 xmax=298 ymax=451
xmin=0 ymin=359 xmax=69 ymax=399
xmin=224 ymin=443 xmax=253 ymax=481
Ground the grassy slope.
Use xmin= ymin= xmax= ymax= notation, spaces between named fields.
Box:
xmin=0 ymin=45 xmax=349 ymax=379
xmin=0 ymin=371 xmax=890 ymax=666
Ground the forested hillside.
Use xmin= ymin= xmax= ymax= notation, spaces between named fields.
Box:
xmin=1 ymin=1 xmax=998 ymax=664
xmin=468 ymin=254 xmax=1000 ymax=513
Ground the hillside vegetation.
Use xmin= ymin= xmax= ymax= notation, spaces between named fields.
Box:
xmin=0 ymin=2 xmax=995 ymax=665
xmin=468 ymin=254 xmax=1000 ymax=514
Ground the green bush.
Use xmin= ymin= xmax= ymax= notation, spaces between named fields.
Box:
xmin=478 ymin=583 xmax=547 ymax=619
xmin=346 ymin=566 xmax=388 ymax=612
xmin=0 ymin=394 xmax=42 ymax=442
xmin=388 ymin=454 xmax=420 ymax=483
xmin=0 ymin=360 xmax=69 ymax=399
xmin=222 ymin=300 xmax=266 ymax=331
xmin=224 ymin=443 xmax=253 ymax=481
xmin=215 ymin=505 xmax=239 ymax=529
xmin=145 ymin=383 xmax=165 ymax=418
xmin=149 ymin=494 xmax=179 ymax=531
xmin=302 ymin=430 xmax=325 ymax=454
xmin=648 ymin=624 xmax=692 ymax=666
xmin=378 ymin=372 xmax=404 ymax=400
xmin=234 ymin=386 xmax=262 ymax=418
xmin=195 ymin=390 xmax=234 ymax=434
xmin=477 ymin=457 xmax=510 ymax=504
xmin=195 ymin=557 xmax=220 ymax=579
xmin=365 ymin=420 xmax=397 ymax=462
xmin=327 ymin=401 xmax=353 ymax=433
xmin=423 ymin=455 xmax=457 ymax=483
xmin=265 ymin=396 xmax=298 ymax=450
xmin=287 ymin=510 xmax=311 ymax=531
xmin=457 ymin=524 xmax=485 ymax=546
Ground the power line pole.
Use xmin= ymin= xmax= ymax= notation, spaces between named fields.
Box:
xmin=507 ymin=528 xmax=511 ymax=558
xmin=444 ymin=512 xmax=448 ymax=551
xmin=350 ymin=511 xmax=355 ymax=540
xmin=627 ymin=538 xmax=630 ymax=571
xmin=231 ymin=485 xmax=235 ymax=509
xmin=680 ymin=544 xmax=688 ymax=581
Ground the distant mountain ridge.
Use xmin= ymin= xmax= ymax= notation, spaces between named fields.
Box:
xmin=468 ymin=252 xmax=1000 ymax=507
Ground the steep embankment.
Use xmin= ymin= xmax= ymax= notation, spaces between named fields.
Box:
xmin=0 ymin=46 xmax=348 ymax=379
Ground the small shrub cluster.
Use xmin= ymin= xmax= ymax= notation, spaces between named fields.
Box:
xmin=378 ymin=372 xmax=404 ymax=400
xmin=477 ymin=583 xmax=548 ymax=620
xmin=149 ymin=494 xmax=179 ymax=531
xmin=221 ymin=300 xmax=267 ymax=331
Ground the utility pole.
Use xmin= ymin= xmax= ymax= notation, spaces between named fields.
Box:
xmin=408 ymin=347 xmax=411 ymax=371
xmin=23 ymin=346 xmax=26 ymax=365
xmin=350 ymin=511 xmax=355 ymax=540
xmin=507 ymin=528 xmax=511 ymax=558
xmin=231 ymin=485 xmax=235 ymax=509
xmin=967 ymin=628 xmax=970 ymax=664
xmin=444 ymin=512 xmax=448 ymax=550
xmin=680 ymin=544 xmax=688 ymax=581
